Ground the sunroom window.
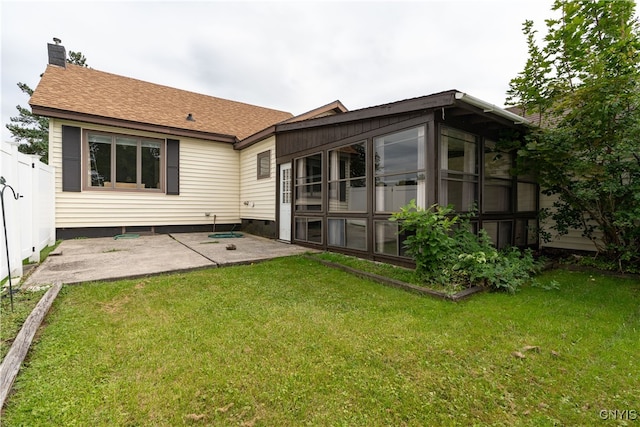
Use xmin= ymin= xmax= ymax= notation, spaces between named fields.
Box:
xmin=295 ymin=153 xmax=323 ymax=211
xmin=328 ymin=142 xmax=367 ymax=212
xmin=483 ymin=140 xmax=513 ymax=213
xmin=517 ymin=167 xmax=538 ymax=213
xmin=87 ymin=131 xmax=162 ymax=190
xmin=328 ymin=218 xmax=367 ymax=250
xmin=440 ymin=126 xmax=478 ymax=211
xmin=295 ymin=217 xmax=322 ymax=244
xmin=483 ymin=220 xmax=513 ymax=249
xmin=374 ymin=127 xmax=426 ymax=212
xmin=374 ymin=220 xmax=413 ymax=257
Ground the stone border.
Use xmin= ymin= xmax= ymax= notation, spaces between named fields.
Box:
xmin=0 ymin=282 xmax=62 ymax=408
xmin=305 ymin=256 xmax=484 ymax=301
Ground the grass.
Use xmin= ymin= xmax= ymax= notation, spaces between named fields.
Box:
xmin=2 ymin=256 xmax=639 ymax=425
xmin=1 ymin=240 xmax=61 ymax=358
xmin=0 ymin=288 xmax=47 ymax=360
xmin=21 ymin=240 xmax=62 ymax=266
xmin=309 ymin=251 xmax=463 ymax=294
xmin=311 ymin=251 xmax=418 ymax=283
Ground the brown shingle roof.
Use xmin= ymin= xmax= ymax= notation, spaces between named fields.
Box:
xmin=29 ymin=64 xmax=293 ymax=141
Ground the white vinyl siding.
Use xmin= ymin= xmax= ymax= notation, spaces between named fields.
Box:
xmin=539 ymin=192 xmax=601 ymax=252
xmin=51 ymin=119 xmax=241 ymax=228
xmin=239 ymin=136 xmax=277 ymax=221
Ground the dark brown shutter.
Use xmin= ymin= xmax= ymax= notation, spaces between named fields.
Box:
xmin=62 ymin=125 xmax=81 ymax=192
xmin=166 ymin=139 xmax=180 ymax=195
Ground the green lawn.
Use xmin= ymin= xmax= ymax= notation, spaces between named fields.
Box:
xmin=2 ymin=256 xmax=639 ymax=426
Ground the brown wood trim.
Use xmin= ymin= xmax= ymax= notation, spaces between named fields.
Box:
xmin=276 ymin=91 xmax=456 ymax=133
xmin=276 ymin=113 xmax=433 ymax=163
xmin=31 ymin=106 xmax=238 ymax=143
xmin=235 ymin=100 xmax=349 ymax=150
xmin=280 ymin=100 xmax=348 ymax=124
xmin=234 ymin=126 xmax=276 ymax=150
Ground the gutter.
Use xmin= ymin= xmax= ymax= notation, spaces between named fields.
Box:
xmin=455 ymin=92 xmax=532 ymax=126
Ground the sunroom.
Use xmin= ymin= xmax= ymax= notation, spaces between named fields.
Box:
xmin=274 ymin=90 xmax=537 ymax=265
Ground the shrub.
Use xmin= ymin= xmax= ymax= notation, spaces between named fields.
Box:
xmin=389 ymin=201 xmax=460 ymax=285
xmin=390 ymin=201 xmax=540 ymax=293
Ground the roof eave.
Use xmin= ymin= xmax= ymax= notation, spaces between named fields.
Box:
xmin=454 ymin=92 xmax=532 ymax=126
xmin=280 ymin=100 xmax=349 ymax=124
xmin=235 ymin=99 xmax=350 ymax=150
xmin=234 ymin=125 xmax=276 ymax=150
xmin=30 ymin=105 xmax=238 ymax=143
xmin=276 ymin=91 xmax=458 ymax=133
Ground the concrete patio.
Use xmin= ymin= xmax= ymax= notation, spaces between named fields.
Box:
xmin=21 ymin=233 xmax=314 ymax=289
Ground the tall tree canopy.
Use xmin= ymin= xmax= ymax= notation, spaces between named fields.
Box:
xmin=507 ymin=0 xmax=640 ymax=270
xmin=6 ymin=50 xmax=89 ymax=164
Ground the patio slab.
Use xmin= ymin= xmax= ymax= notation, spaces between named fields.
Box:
xmin=21 ymin=233 xmax=314 ymax=289
xmin=171 ymin=232 xmax=313 ymax=266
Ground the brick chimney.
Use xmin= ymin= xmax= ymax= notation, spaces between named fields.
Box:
xmin=47 ymin=38 xmax=66 ymax=67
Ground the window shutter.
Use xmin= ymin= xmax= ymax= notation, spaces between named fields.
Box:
xmin=166 ymin=139 xmax=180 ymax=195
xmin=62 ymin=125 xmax=82 ymax=192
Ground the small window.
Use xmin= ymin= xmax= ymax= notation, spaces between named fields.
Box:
xmin=482 ymin=221 xmax=513 ymax=249
xmin=257 ymin=150 xmax=271 ymax=179
xmin=328 ymin=218 xmax=367 ymax=251
xmin=295 ymin=217 xmax=322 ymax=244
xmin=374 ymin=220 xmax=413 ymax=258
xmin=514 ymin=218 xmax=538 ymax=246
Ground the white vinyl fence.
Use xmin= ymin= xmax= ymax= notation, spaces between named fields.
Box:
xmin=1 ymin=141 xmax=55 ymax=285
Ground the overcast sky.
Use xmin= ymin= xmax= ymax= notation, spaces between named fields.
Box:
xmin=1 ymin=0 xmax=560 ymax=143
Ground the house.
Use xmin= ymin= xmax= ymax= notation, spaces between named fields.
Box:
xmin=30 ymin=42 xmax=346 ymax=240
xmin=30 ymin=42 xmax=541 ymax=265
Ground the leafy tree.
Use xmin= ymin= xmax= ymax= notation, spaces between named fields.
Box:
xmin=507 ymin=0 xmax=640 ymax=270
xmin=6 ymin=50 xmax=89 ymax=164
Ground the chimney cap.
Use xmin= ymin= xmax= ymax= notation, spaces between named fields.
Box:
xmin=53 ymin=37 xmax=62 ymax=45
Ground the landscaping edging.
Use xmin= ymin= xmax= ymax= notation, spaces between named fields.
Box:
xmin=305 ymin=256 xmax=484 ymax=301
xmin=0 ymin=282 xmax=62 ymax=409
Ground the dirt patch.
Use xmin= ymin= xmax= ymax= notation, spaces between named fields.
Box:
xmin=100 ymin=294 xmax=131 ymax=314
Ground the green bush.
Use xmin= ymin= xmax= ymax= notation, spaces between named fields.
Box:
xmin=390 ymin=201 xmax=540 ymax=293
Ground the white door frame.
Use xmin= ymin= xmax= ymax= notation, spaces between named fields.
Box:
xmin=278 ymin=162 xmax=292 ymax=242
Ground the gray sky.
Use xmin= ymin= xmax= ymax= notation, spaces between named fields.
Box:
xmin=1 ymin=0 xmax=558 ymax=143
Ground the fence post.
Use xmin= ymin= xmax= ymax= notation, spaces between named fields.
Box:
xmin=29 ymin=155 xmax=40 ymax=263
xmin=0 ymin=142 xmax=23 ymax=284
